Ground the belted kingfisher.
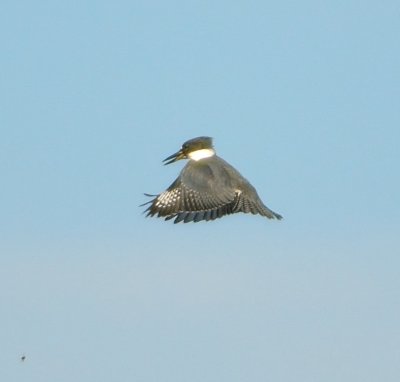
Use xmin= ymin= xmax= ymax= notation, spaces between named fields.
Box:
xmin=142 ymin=136 xmax=282 ymax=224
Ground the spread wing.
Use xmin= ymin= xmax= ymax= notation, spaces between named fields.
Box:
xmin=142 ymin=159 xmax=282 ymax=224
xmin=142 ymin=165 xmax=236 ymax=223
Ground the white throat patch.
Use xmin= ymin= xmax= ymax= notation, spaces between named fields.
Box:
xmin=188 ymin=148 xmax=216 ymax=161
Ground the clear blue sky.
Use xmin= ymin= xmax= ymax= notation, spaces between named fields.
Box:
xmin=1 ymin=1 xmax=399 ymax=381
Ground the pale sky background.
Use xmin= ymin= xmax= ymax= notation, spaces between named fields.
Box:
xmin=1 ymin=1 xmax=399 ymax=381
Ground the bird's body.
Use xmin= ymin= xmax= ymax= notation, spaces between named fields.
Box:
xmin=143 ymin=137 xmax=282 ymax=224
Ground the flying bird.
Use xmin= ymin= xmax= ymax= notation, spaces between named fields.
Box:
xmin=142 ymin=136 xmax=282 ymax=224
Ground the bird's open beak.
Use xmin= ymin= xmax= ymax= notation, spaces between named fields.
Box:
xmin=163 ymin=149 xmax=186 ymax=165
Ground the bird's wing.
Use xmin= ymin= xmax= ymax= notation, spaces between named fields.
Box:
xmin=213 ymin=158 xmax=283 ymax=220
xmin=232 ymin=190 xmax=283 ymax=220
xmin=142 ymin=161 xmax=237 ymax=223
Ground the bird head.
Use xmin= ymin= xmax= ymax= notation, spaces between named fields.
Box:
xmin=163 ymin=136 xmax=215 ymax=165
